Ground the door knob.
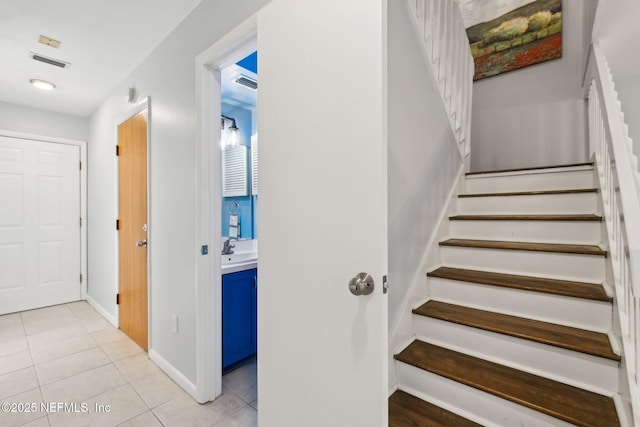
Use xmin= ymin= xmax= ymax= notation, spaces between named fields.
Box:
xmin=136 ymin=240 xmax=147 ymax=247
xmin=348 ymin=273 xmax=374 ymax=296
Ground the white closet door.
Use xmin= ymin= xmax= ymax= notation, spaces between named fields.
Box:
xmin=0 ymin=136 xmax=81 ymax=314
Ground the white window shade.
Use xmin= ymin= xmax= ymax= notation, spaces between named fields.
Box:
xmin=251 ymin=135 xmax=258 ymax=195
xmin=222 ymin=145 xmax=248 ymax=197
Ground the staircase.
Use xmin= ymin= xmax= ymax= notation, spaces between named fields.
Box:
xmin=390 ymin=163 xmax=623 ymax=426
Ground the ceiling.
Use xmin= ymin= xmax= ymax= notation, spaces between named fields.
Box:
xmin=0 ymin=0 xmax=202 ymax=117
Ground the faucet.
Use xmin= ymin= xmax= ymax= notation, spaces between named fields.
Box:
xmin=222 ymin=238 xmax=235 ymax=255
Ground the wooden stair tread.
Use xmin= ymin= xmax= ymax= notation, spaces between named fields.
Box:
xmin=466 ymin=162 xmax=594 ymax=176
xmin=459 ymin=188 xmax=598 ymax=198
xmin=389 ymin=390 xmax=482 ymax=427
xmin=395 ymin=341 xmax=620 ymax=427
xmin=414 ymin=300 xmax=620 ymax=360
xmin=440 ymin=238 xmax=607 ymax=256
xmin=428 ymin=267 xmax=612 ymax=302
xmin=450 ymin=214 xmax=602 ymax=222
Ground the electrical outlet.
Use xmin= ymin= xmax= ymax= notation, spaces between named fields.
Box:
xmin=171 ymin=314 xmax=178 ymax=333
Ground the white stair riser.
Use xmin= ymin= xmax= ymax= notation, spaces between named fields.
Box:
xmin=428 ymin=277 xmax=612 ymax=331
xmin=412 ymin=318 xmax=619 ymax=392
xmin=449 ymin=220 xmax=601 ymax=245
xmin=440 ymin=246 xmax=605 ymax=282
xmin=457 ymin=193 xmax=598 ymax=215
xmin=396 ymin=362 xmax=577 ymax=427
xmin=466 ymin=170 xmax=594 ymax=193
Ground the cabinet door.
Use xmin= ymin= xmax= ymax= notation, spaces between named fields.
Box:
xmin=222 ymin=268 xmax=257 ymax=369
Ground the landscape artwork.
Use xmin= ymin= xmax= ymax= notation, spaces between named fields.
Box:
xmin=458 ymin=0 xmax=563 ymax=80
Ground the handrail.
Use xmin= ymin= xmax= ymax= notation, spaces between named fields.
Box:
xmin=405 ymin=0 xmax=474 ymax=165
xmin=586 ymin=42 xmax=640 ymax=424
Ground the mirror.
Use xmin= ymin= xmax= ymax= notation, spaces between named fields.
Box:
xmin=221 ymin=51 xmax=257 ymax=240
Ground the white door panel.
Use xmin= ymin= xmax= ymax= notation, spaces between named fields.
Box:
xmin=0 ymin=136 xmax=80 ymax=314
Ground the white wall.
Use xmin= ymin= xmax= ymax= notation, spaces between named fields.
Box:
xmin=470 ymin=0 xmax=597 ymax=171
xmin=616 ymin=76 xmax=640 ymax=158
xmin=87 ymin=0 xmax=267 ymax=386
xmin=387 ymin=0 xmax=462 ymax=381
xmin=0 ymin=101 xmax=88 ymax=141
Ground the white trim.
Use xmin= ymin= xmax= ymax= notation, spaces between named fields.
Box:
xmin=0 ymin=129 xmax=88 ymax=310
xmin=85 ymin=294 xmax=117 ymax=327
xmin=194 ymin=14 xmax=258 ymax=404
xmin=115 ymin=97 xmax=152 ymax=350
xmin=149 ymin=349 xmax=198 ymax=397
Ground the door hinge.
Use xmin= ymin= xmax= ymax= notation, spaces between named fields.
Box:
xmin=79 ymin=161 xmax=82 ymax=170
xmin=79 ymin=218 xmax=83 ymax=227
xmin=116 ymin=145 xmax=120 ymax=156
xmin=116 ymin=293 xmax=120 ymax=305
xmin=80 ymin=273 xmax=83 ymax=283
xmin=116 ymin=219 xmax=120 ymax=230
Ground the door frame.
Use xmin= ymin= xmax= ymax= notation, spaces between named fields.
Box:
xmin=0 ymin=129 xmax=88 ymax=301
xmin=115 ymin=97 xmax=152 ymax=349
xmin=195 ymin=14 xmax=258 ymax=403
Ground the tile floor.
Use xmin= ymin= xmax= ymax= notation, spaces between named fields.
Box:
xmin=0 ymin=301 xmax=257 ymax=427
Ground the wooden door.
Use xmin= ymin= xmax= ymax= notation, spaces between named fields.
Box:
xmin=118 ymin=110 xmax=148 ymax=351
xmin=0 ymin=136 xmax=81 ymax=314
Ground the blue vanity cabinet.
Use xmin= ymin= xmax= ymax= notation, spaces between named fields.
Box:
xmin=222 ymin=268 xmax=257 ymax=369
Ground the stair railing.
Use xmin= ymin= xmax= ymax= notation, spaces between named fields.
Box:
xmin=405 ymin=0 xmax=474 ymax=167
xmin=585 ymin=42 xmax=640 ymax=423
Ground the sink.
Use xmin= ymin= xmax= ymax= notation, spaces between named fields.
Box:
xmin=221 ymin=252 xmax=257 ymax=265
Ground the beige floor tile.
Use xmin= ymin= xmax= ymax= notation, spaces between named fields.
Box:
xmin=30 ymin=334 xmax=98 ymax=365
xmin=27 ymin=323 xmax=89 ymax=348
xmin=101 ymin=338 xmax=143 ymax=361
xmin=0 ymin=313 xmax=25 ymax=341
xmin=66 ymin=302 xmax=102 ymax=322
xmin=0 ymin=350 xmax=33 ymax=376
xmin=0 ymin=366 xmax=39 ymax=401
xmin=130 ymin=371 xmax=186 ymax=409
xmin=20 ymin=416 xmax=50 ymax=426
xmin=41 ymin=364 xmax=127 ymax=404
xmin=113 ymin=353 xmax=159 ymax=382
xmin=35 ymin=347 xmax=111 ymax=386
xmin=117 ymin=410 xmax=163 ymax=427
xmin=91 ymin=328 xmax=128 ymax=346
xmin=82 ymin=317 xmax=112 ymax=333
xmin=0 ymin=336 xmax=29 ymax=357
xmin=0 ymin=388 xmax=45 ymax=427
xmin=48 ymin=384 xmax=148 ymax=427
xmin=153 ymin=392 xmax=245 ymax=427
xmin=212 ymin=405 xmax=257 ymax=427
xmin=21 ymin=305 xmax=78 ymax=336
xmin=222 ymin=362 xmax=257 ymax=404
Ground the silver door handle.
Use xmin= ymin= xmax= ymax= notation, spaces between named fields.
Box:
xmin=136 ymin=240 xmax=147 ymax=247
xmin=348 ymin=273 xmax=374 ymax=296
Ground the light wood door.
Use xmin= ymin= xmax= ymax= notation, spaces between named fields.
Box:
xmin=118 ymin=110 xmax=148 ymax=351
xmin=0 ymin=136 xmax=81 ymax=314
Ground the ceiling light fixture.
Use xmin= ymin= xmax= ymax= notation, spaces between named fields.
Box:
xmin=221 ymin=115 xmax=240 ymax=149
xmin=29 ymin=79 xmax=56 ymax=90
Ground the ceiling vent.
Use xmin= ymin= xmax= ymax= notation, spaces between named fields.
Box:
xmin=30 ymin=52 xmax=70 ymax=69
xmin=234 ymin=75 xmax=257 ymax=90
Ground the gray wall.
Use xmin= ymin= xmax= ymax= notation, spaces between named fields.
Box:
xmin=616 ymin=76 xmax=640 ymax=158
xmin=387 ymin=0 xmax=463 ymax=386
xmin=470 ymin=0 xmax=597 ymax=171
xmin=87 ymin=0 xmax=267 ymax=386
xmin=0 ymin=101 xmax=89 ymax=141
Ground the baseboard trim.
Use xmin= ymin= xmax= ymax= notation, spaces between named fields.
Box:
xmin=149 ymin=349 xmax=199 ymax=402
xmin=85 ymin=295 xmax=117 ymax=327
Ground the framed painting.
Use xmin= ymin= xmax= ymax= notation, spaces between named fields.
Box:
xmin=458 ymin=0 xmax=563 ymax=80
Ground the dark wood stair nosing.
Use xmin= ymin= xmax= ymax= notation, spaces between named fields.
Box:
xmin=413 ymin=300 xmax=620 ymax=361
xmin=439 ymin=238 xmax=608 ymax=257
xmin=427 ymin=266 xmax=612 ymax=302
xmin=389 ymin=389 xmax=483 ymax=427
xmin=449 ymin=214 xmax=603 ymax=222
xmin=466 ymin=162 xmax=594 ymax=176
xmin=394 ymin=340 xmax=620 ymax=427
xmin=459 ymin=188 xmax=598 ymax=198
